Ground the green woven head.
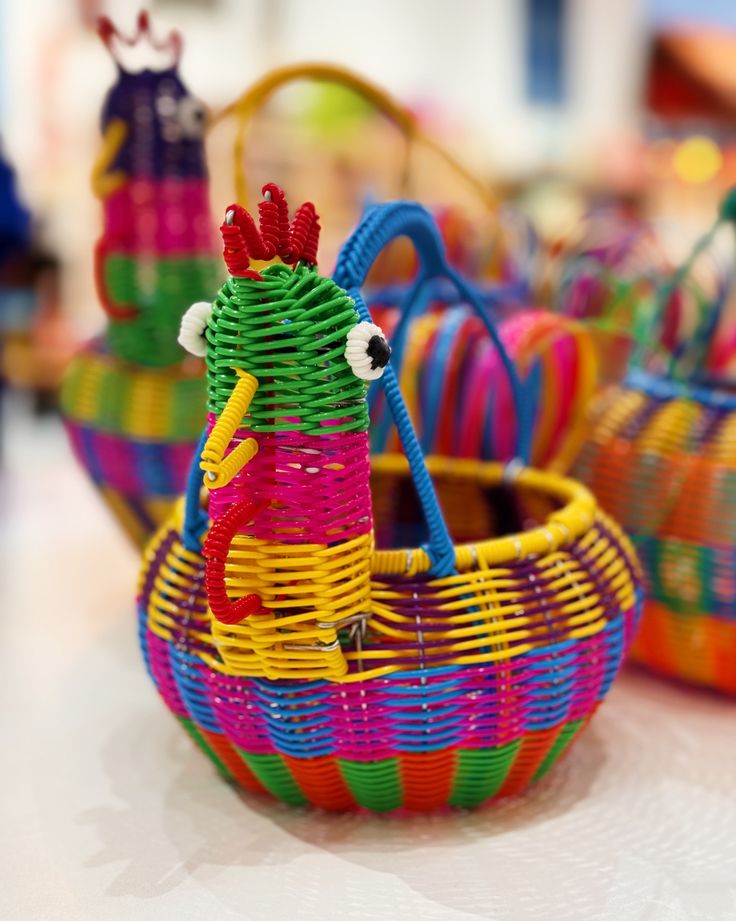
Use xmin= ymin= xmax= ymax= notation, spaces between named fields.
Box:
xmin=178 ymin=185 xmax=390 ymax=435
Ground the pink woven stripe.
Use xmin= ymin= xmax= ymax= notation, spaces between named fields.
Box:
xmin=205 ymin=421 xmax=373 ymax=544
xmin=189 ymin=614 xmax=632 ymax=762
xmin=146 ymin=631 xmax=189 ymax=718
xmin=102 ymin=178 xmax=214 ymax=254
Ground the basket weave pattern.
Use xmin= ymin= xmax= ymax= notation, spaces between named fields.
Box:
xmin=574 ymin=370 xmax=736 ymax=693
xmin=138 ymin=194 xmax=642 ymax=811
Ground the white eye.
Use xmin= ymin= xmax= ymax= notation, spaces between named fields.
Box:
xmin=177 ymin=96 xmax=207 ymax=138
xmin=345 ymin=321 xmax=391 ymax=381
xmin=178 ymin=301 xmax=212 ymax=357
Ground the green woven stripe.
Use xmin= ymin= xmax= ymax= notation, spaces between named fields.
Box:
xmin=236 ymin=752 xmax=309 ymax=806
xmin=337 ymin=758 xmax=403 ymax=813
xmin=532 ymin=720 xmax=584 ymax=783
xmin=206 ymin=264 xmax=369 ymax=434
xmin=447 ymin=740 xmax=521 ymax=808
xmin=105 ymin=255 xmax=220 ymax=367
xmin=177 ymin=717 xmax=232 ymax=781
xmin=60 ymin=349 xmax=206 ymax=439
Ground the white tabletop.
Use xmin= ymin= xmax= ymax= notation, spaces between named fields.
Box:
xmin=2 ymin=403 xmax=735 ymax=921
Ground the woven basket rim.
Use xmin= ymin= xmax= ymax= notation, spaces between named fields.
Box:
xmin=369 ymin=453 xmax=597 ymax=576
xmin=178 ymin=455 xmax=599 ymax=578
xmin=626 ymin=367 xmax=736 ymax=410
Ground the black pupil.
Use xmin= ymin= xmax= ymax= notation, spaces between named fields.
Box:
xmin=366 ymin=335 xmax=391 ymax=370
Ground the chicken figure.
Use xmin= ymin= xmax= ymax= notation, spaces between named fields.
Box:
xmin=179 ymin=184 xmax=390 ymax=680
xmin=61 ymin=12 xmax=218 ymax=546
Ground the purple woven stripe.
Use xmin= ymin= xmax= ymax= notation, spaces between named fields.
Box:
xmin=618 ymin=392 xmax=662 ymax=441
xmin=138 ymin=531 xmax=191 ymax=718
xmin=147 ymin=606 xmax=632 ymax=761
xmin=64 ymin=420 xmax=194 ymax=494
xmin=139 ymin=521 xmax=639 ymax=762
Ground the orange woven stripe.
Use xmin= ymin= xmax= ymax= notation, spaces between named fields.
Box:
xmin=200 ymin=730 xmax=268 ymax=795
xmin=629 ymin=602 xmax=679 ymax=677
xmin=707 ymin=617 xmax=736 ymax=694
xmin=631 ymin=601 xmax=736 ymax=693
xmin=498 ymin=726 xmax=561 ymax=797
xmin=399 ymin=750 xmax=456 ymax=811
xmin=282 ymin=755 xmax=356 ymax=811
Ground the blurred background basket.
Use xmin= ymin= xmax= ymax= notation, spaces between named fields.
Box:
xmin=573 ymin=194 xmax=736 ymax=693
xmin=59 ymin=14 xmax=218 ymax=546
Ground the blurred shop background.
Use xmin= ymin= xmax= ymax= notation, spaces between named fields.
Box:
xmin=1 ymin=0 xmax=735 ymax=416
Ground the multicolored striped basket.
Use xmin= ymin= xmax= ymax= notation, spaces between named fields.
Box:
xmin=574 ymin=194 xmax=736 ymax=694
xmin=139 ymin=190 xmax=642 ymax=812
xmin=369 ymin=296 xmax=597 ymax=472
xmin=61 ymin=338 xmax=205 ymax=545
xmin=61 ymin=13 xmax=218 ymax=546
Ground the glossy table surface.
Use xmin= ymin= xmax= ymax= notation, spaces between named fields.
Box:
xmin=2 ymin=405 xmax=735 ymax=921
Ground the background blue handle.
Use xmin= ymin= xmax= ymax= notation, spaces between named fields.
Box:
xmin=334 ymin=201 xmax=532 ymax=577
xmin=182 ymin=430 xmax=209 ymax=552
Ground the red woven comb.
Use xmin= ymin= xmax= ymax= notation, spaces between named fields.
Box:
xmin=221 ymin=184 xmax=321 ymax=280
xmin=97 ymin=10 xmax=182 ymax=63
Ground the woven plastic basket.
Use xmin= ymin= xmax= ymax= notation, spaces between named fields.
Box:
xmin=61 ymin=13 xmax=217 ymax=546
xmin=574 ymin=196 xmax=736 ymax=693
xmin=139 ymin=190 xmax=642 ymax=812
xmin=368 ymin=297 xmax=596 ymax=472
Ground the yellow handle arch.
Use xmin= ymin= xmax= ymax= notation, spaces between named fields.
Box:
xmin=212 ymin=62 xmax=495 ymax=212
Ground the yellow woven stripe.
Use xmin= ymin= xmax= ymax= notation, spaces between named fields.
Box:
xmin=211 ymin=532 xmax=372 ymax=679
xmin=64 ymin=350 xmax=200 ymax=438
xmin=370 ymin=454 xmax=597 ymax=575
xmin=709 ymin=410 xmax=736 ymax=462
xmin=64 ymin=353 xmax=106 ymax=422
xmin=142 ymin=460 xmax=639 ymax=683
xmin=124 ymin=372 xmax=172 ymax=439
xmin=588 ymin=387 xmax=645 ymax=447
xmin=635 ymin=398 xmax=699 ymax=455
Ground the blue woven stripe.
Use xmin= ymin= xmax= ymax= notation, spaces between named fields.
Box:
xmin=134 ymin=440 xmax=174 ymax=495
xmin=634 ymin=533 xmax=736 ymax=622
xmin=77 ymin=424 xmax=107 ymax=484
xmin=136 ymin=604 xmax=154 ymax=681
xmin=169 ymin=646 xmax=220 ymax=733
xmin=225 ymin=610 xmax=632 ymax=759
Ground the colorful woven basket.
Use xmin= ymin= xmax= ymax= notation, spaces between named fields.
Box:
xmin=574 ymin=195 xmax=736 ymax=694
xmin=368 ymin=296 xmax=596 ymax=472
xmin=139 ymin=190 xmax=642 ymax=812
xmin=61 ymin=13 xmax=218 ymax=546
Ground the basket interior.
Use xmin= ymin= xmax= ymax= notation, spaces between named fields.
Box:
xmin=371 ymin=458 xmax=565 ymax=550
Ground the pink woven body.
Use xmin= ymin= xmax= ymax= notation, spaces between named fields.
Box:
xmin=206 ymin=418 xmax=373 ymax=544
xmin=103 ymin=177 xmax=213 ymax=255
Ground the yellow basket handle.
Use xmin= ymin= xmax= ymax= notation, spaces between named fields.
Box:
xmin=212 ymin=61 xmax=495 ymax=212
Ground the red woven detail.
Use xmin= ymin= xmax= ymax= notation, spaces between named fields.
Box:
xmin=260 ymin=183 xmax=292 ymax=259
xmin=94 ymin=239 xmax=138 ymax=320
xmin=200 ymin=730 xmax=268 ymax=795
xmin=219 ymin=186 xmax=321 ymax=276
xmin=400 ymin=751 xmax=457 ymax=811
xmin=282 ymin=755 xmax=356 ymax=811
xmin=97 ymin=10 xmax=182 ymax=62
xmin=288 ymin=202 xmax=320 ymax=265
xmin=221 ymin=204 xmax=271 ymax=279
xmin=497 ymin=727 xmax=561 ymax=797
xmin=203 ymin=498 xmax=264 ymax=623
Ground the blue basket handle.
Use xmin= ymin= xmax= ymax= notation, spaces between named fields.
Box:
xmin=181 ymin=429 xmax=209 ymax=552
xmin=334 ymin=201 xmax=532 ymax=577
